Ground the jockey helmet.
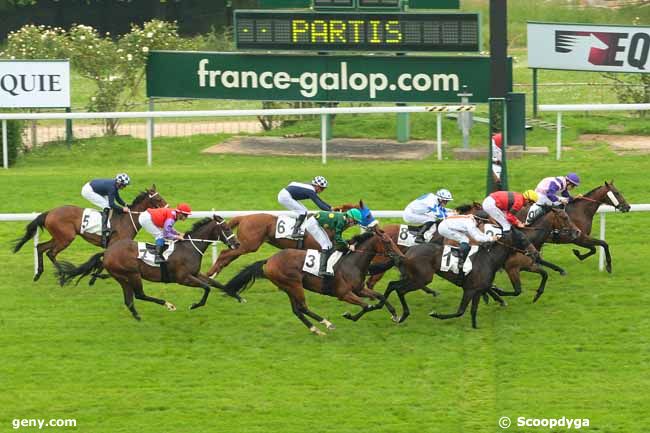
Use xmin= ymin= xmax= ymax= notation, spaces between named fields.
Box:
xmin=566 ymin=173 xmax=580 ymax=186
xmin=522 ymin=190 xmax=539 ymax=202
xmin=311 ymin=176 xmax=328 ymax=188
xmin=115 ymin=173 xmax=130 ymax=186
xmin=474 ymin=210 xmax=490 ymax=221
xmin=176 ymin=203 xmax=192 ymax=215
xmin=346 ymin=208 xmax=362 ymax=223
xmin=492 ymin=132 xmax=503 ymax=148
xmin=435 ymin=189 xmax=453 ymax=201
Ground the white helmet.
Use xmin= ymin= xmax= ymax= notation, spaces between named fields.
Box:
xmin=311 ymin=176 xmax=328 ymax=188
xmin=115 ymin=173 xmax=130 ymax=186
xmin=435 ymin=188 xmax=453 ymax=201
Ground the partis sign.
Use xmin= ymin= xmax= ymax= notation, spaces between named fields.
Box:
xmin=0 ymin=60 xmax=71 ymax=108
xmin=528 ymin=22 xmax=650 ymax=73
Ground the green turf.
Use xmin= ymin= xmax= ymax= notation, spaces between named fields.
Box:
xmin=1 ymin=126 xmax=649 ymax=433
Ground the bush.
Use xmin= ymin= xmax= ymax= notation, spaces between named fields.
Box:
xmin=0 ymin=120 xmax=25 ymax=167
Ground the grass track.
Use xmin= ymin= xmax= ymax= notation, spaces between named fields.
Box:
xmin=1 ymin=130 xmax=649 ymax=432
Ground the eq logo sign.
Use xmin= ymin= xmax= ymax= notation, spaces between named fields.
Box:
xmin=555 ymin=30 xmax=649 ymax=70
xmin=528 ymin=23 xmax=650 ymax=73
xmin=0 ymin=60 xmax=71 ymax=108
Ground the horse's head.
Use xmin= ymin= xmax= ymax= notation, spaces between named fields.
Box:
xmin=502 ymin=229 xmax=540 ymax=262
xmin=604 ymin=180 xmax=631 ymax=212
xmin=212 ymin=215 xmax=240 ymax=250
xmin=547 ymin=207 xmax=581 ymax=241
xmin=130 ymin=184 xmax=167 ymax=211
xmin=370 ymin=225 xmax=405 ymax=262
xmin=455 ymin=201 xmax=483 ymax=215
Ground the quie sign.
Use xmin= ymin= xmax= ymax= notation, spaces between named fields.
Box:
xmin=528 ymin=22 xmax=650 ymax=73
xmin=0 ymin=60 xmax=71 ymax=108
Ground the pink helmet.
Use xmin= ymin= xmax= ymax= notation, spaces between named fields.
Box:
xmin=176 ymin=203 xmax=192 ymax=215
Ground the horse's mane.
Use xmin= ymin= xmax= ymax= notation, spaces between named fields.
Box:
xmin=130 ymin=190 xmax=150 ymax=207
xmin=583 ymin=184 xmax=605 ymax=197
xmin=348 ymin=231 xmax=375 ymax=245
xmin=188 ymin=217 xmax=212 ymax=234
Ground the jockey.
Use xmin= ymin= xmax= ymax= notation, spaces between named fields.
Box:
xmin=138 ymin=203 xmax=192 ymax=264
xmin=277 ymin=176 xmax=332 ymax=238
xmin=526 ymin=173 xmax=581 ymax=225
xmin=403 ymin=189 xmax=454 ymax=243
xmin=438 ymin=211 xmax=497 ymax=282
xmin=81 ymin=173 xmax=131 ymax=247
xmin=483 ymin=190 xmax=538 ymax=232
xmin=303 ymin=208 xmax=362 ymax=277
xmin=491 ymin=132 xmax=503 ymax=184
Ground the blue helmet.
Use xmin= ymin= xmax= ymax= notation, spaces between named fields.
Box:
xmin=566 ymin=173 xmax=580 ymax=186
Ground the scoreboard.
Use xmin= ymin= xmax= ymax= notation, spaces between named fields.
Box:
xmin=235 ymin=11 xmax=480 ymax=52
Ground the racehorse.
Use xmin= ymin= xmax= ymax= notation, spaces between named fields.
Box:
xmin=56 ymin=215 xmax=240 ymax=320
xmin=354 ymin=211 xmax=572 ymax=327
xmin=337 ymin=201 xmax=483 ymax=294
xmin=516 ymin=181 xmax=630 ymax=273
xmin=13 ymin=186 xmax=167 ymax=281
xmin=491 ymin=207 xmax=581 ymax=302
xmin=222 ymin=226 xmax=405 ymax=335
xmin=207 ymin=200 xmax=376 ymax=277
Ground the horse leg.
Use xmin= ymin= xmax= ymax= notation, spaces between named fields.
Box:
xmin=302 ymin=306 xmax=335 ymax=331
xmin=341 ymin=291 xmax=378 ymax=322
xmin=198 ymin=273 xmax=246 ymax=303
xmin=430 ymin=289 xmax=473 ymax=321
xmin=34 ymin=239 xmax=54 ymax=281
xmin=116 ymin=277 xmax=140 ymax=321
xmin=485 ymin=287 xmax=507 ymax=307
xmin=470 ymin=291 xmax=482 ymax=329
xmin=395 ymin=287 xmax=412 ymax=324
xmin=131 ymin=276 xmax=175 ymax=311
xmin=284 ymin=288 xmax=324 ymax=336
xmin=365 ymin=270 xmax=385 ymax=291
xmin=358 ymin=286 xmax=398 ymax=320
xmin=491 ymin=266 xmax=523 ymax=297
xmin=178 ymin=274 xmax=215 ymax=310
xmin=524 ymin=265 xmax=549 ymax=303
xmin=422 ymin=286 xmax=440 ymax=298
xmin=45 ymin=236 xmax=74 ymax=274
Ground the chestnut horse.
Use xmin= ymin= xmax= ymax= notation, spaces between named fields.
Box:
xmin=222 ymin=226 xmax=405 ymax=335
xmin=516 ymin=181 xmax=630 ymax=273
xmin=207 ymin=200 xmax=376 ymax=277
xmin=13 ymin=185 xmax=167 ymax=281
xmin=56 ymin=215 xmax=239 ymax=320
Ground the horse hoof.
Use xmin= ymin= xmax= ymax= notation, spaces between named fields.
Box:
xmin=309 ymin=326 xmax=326 ymax=336
xmin=133 ymin=315 xmax=142 ymax=321
xmin=165 ymin=302 xmax=177 ymax=311
xmin=606 ymin=265 xmax=612 ymax=274
xmin=391 ymin=315 xmax=399 ymax=323
xmin=560 ymin=270 xmax=567 ymax=276
xmin=500 ymin=301 xmax=508 ymax=308
xmin=321 ymin=319 xmax=336 ymax=330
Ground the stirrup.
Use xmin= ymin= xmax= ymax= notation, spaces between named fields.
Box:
xmin=154 ymin=255 xmax=165 ymax=264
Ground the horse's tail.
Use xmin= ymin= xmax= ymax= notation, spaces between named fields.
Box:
xmin=224 ymin=259 xmax=267 ymax=297
xmin=56 ymin=253 xmax=105 ymax=287
xmin=12 ymin=212 xmax=48 ymax=253
xmin=368 ymin=260 xmax=395 ymax=275
xmin=227 ymin=216 xmax=243 ymax=230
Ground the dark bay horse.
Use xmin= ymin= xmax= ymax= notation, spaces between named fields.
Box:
xmin=56 ymin=215 xmax=240 ymax=320
xmin=13 ymin=185 xmax=167 ymax=281
xmin=516 ymin=181 xmax=630 ymax=273
xmin=207 ymin=200 xmax=376 ymax=277
xmin=491 ymin=207 xmax=581 ymax=302
xmin=222 ymin=227 xmax=405 ymax=335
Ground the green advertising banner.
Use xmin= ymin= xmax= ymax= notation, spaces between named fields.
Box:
xmin=147 ymin=51 xmax=511 ymax=103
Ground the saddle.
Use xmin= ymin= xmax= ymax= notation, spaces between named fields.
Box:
xmin=142 ymin=242 xmax=170 ymax=255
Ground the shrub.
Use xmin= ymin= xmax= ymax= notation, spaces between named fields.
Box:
xmin=0 ymin=119 xmax=25 ymax=167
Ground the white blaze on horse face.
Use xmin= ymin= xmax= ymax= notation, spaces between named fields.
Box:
xmin=606 ymin=191 xmax=620 ymax=207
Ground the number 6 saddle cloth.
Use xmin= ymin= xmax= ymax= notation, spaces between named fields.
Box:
xmin=275 ymin=215 xmax=306 ymax=239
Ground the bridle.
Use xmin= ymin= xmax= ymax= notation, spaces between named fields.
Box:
xmin=575 ymin=187 xmax=626 ymax=211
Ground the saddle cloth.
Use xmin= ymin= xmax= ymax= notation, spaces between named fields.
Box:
xmin=440 ymin=245 xmax=479 ymax=274
xmin=275 ymin=215 xmax=305 ymax=239
xmin=80 ymin=208 xmax=110 ymax=235
xmin=397 ymin=224 xmax=436 ymax=247
xmin=137 ymin=241 xmax=176 ymax=267
xmin=302 ymin=249 xmax=344 ymax=277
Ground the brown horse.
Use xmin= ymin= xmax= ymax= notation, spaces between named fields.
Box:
xmin=56 ymin=215 xmax=240 ymax=320
xmin=516 ymin=181 xmax=630 ymax=273
xmin=491 ymin=207 xmax=581 ymax=302
xmin=207 ymin=200 xmax=376 ymax=277
xmin=222 ymin=227 xmax=405 ymax=335
xmin=13 ymin=185 xmax=167 ymax=281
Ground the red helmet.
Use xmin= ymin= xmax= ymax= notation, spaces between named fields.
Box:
xmin=492 ymin=133 xmax=503 ymax=148
xmin=176 ymin=203 xmax=192 ymax=215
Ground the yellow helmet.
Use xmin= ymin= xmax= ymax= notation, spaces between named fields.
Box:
xmin=523 ymin=190 xmax=538 ymax=202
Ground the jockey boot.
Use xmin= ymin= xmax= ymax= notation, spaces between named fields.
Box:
xmin=154 ymin=244 xmax=166 ymax=264
xmin=457 ymin=242 xmax=471 ymax=284
xmin=318 ymin=249 xmax=334 ymax=277
xmin=292 ymin=213 xmax=306 ymax=238
xmin=415 ymin=221 xmax=435 ymax=243
xmin=100 ymin=208 xmax=111 ymax=248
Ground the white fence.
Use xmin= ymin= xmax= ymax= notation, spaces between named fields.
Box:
xmin=539 ymin=103 xmax=650 ymax=160
xmin=0 ymin=105 xmax=476 ymax=169
xmin=3 ymin=205 xmax=647 ymax=274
